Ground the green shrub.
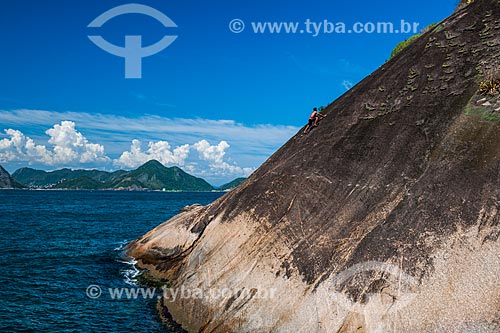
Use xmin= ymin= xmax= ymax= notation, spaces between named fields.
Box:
xmin=390 ymin=23 xmax=438 ymax=59
xmin=390 ymin=34 xmax=421 ymax=59
xmin=465 ymin=103 xmax=500 ymax=121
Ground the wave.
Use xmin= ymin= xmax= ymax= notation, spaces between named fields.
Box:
xmin=120 ymin=258 xmax=141 ymax=286
xmin=114 ymin=241 xmax=142 ymax=286
xmin=113 ymin=240 xmax=129 ymax=252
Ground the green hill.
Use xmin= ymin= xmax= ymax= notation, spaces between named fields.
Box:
xmin=125 ymin=160 xmax=213 ymax=191
xmin=52 ymin=176 xmax=106 ymax=190
xmin=11 ymin=160 xmax=214 ymax=191
xmin=219 ymin=177 xmax=246 ymax=191
xmin=12 ymin=167 xmax=122 ymax=187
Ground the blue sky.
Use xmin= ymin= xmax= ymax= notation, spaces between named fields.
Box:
xmin=0 ymin=0 xmax=457 ymax=185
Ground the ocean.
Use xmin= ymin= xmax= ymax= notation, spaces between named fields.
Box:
xmin=0 ymin=190 xmax=225 ymax=333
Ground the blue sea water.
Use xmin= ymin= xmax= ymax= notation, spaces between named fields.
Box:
xmin=0 ymin=190 xmax=224 ymax=333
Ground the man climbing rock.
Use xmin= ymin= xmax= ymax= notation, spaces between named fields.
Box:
xmin=303 ymin=107 xmax=326 ymax=134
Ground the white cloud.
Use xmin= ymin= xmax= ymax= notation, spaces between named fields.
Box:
xmin=0 ymin=123 xmax=254 ymax=178
xmin=0 ymin=121 xmax=109 ymax=166
xmin=193 ymin=140 xmax=254 ymax=177
xmin=0 ymin=110 xmax=298 ymax=183
xmin=0 ymin=129 xmax=52 ymax=164
xmin=0 ymin=110 xmax=298 ymax=158
xmin=115 ymin=139 xmax=190 ymax=168
xmin=46 ymin=121 xmax=109 ymax=165
xmin=115 ymin=139 xmax=252 ymax=177
xmin=193 ymin=140 xmax=228 ymax=165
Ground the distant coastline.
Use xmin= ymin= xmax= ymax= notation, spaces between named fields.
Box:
xmin=0 ymin=188 xmax=232 ymax=193
xmin=1 ymin=160 xmax=247 ymax=192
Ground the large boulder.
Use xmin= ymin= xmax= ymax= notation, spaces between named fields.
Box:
xmin=128 ymin=1 xmax=500 ymax=332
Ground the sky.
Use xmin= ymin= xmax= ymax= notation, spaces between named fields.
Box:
xmin=0 ymin=0 xmax=457 ymax=185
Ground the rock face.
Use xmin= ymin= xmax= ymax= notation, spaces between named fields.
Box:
xmin=0 ymin=165 xmax=19 ymax=189
xmin=127 ymin=1 xmax=500 ymax=332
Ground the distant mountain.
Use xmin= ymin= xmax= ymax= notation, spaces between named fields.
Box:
xmin=219 ymin=177 xmax=246 ymax=191
xmin=11 ymin=160 xmax=214 ymax=191
xmin=52 ymin=176 xmax=106 ymax=190
xmin=0 ymin=165 xmax=24 ymax=189
xmin=116 ymin=160 xmax=213 ymax=191
xmin=12 ymin=167 xmax=125 ymax=188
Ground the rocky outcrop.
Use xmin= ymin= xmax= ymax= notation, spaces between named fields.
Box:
xmin=0 ymin=165 xmax=20 ymax=189
xmin=180 ymin=203 xmax=203 ymax=212
xmin=127 ymin=1 xmax=500 ymax=332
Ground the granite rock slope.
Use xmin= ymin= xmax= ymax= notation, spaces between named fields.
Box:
xmin=128 ymin=1 xmax=500 ymax=331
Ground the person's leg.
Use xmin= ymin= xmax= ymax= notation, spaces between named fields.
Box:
xmin=304 ymin=119 xmax=313 ymax=133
